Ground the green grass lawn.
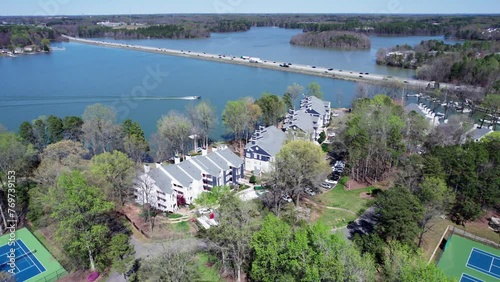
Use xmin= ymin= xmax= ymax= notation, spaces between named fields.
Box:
xmin=167 ymin=213 xmax=184 ymax=219
xmin=172 ymin=221 xmax=190 ymax=233
xmin=315 ymin=208 xmax=358 ymax=228
xmin=314 ymin=185 xmax=375 ymax=215
xmin=195 ymin=252 xmax=222 ymax=282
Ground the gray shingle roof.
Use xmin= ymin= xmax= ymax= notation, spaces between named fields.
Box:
xmin=148 ymin=169 xmax=173 ymax=194
xmin=245 ymin=126 xmax=286 ymax=157
xmin=303 ymin=96 xmax=328 ymax=116
xmin=284 ymin=109 xmax=316 ymax=133
xmin=216 ymin=148 xmax=244 ymax=167
xmin=162 ymin=164 xmax=193 ymax=187
xmin=189 ymin=157 xmax=220 ymax=176
xmin=177 ymin=161 xmax=203 ymax=180
xmin=470 ymin=127 xmax=493 ymax=141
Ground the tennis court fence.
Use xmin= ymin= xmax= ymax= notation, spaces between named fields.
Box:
xmin=429 ymin=225 xmax=500 ymax=264
xmin=32 ymin=269 xmax=67 ymax=282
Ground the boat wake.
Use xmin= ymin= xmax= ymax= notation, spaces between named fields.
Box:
xmin=0 ymin=95 xmax=201 ymax=107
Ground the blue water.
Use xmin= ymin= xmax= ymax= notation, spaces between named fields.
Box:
xmin=0 ymin=27 xmax=460 ymax=139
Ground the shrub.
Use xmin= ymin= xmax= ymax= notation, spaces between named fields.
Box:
xmin=249 ymin=175 xmax=257 ymax=184
xmin=318 ymin=131 xmax=327 ymax=144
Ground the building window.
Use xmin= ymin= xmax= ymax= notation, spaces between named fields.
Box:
xmin=246 ymin=153 xmax=250 ymax=158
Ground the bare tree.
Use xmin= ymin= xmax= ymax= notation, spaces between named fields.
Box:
xmin=82 ymin=103 xmax=121 ymax=154
xmin=136 ymin=174 xmax=158 ymax=232
xmin=157 ymin=111 xmax=193 ymax=157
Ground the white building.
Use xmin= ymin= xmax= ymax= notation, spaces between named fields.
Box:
xmin=135 ymin=147 xmax=244 ymax=212
xmin=283 ymin=96 xmax=331 ymax=141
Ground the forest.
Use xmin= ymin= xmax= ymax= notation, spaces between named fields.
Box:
xmin=290 ymin=30 xmax=371 ymax=49
xmin=0 ymin=25 xmax=64 ymax=50
xmin=2 ymin=14 xmax=499 ymax=40
xmin=376 ymin=39 xmax=500 ymax=90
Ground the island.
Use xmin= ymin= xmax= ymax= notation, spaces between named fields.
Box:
xmin=290 ymin=31 xmax=371 ymax=49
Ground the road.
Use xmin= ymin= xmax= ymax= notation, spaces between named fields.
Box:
xmin=63 ymin=35 xmax=481 ymax=93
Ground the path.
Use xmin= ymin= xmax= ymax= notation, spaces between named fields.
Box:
xmin=63 ymin=35 xmax=481 ymax=93
xmin=303 ymin=197 xmax=357 ymax=215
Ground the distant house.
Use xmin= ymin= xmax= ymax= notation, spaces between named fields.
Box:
xmin=465 ymin=126 xmax=494 ymax=143
xmin=245 ymin=126 xmax=287 ymax=173
xmin=283 ymin=96 xmax=331 ymax=141
xmin=134 ymin=146 xmax=244 ymax=212
xmin=23 ymin=46 xmax=34 ymax=52
xmin=14 ymin=47 xmax=23 ymax=54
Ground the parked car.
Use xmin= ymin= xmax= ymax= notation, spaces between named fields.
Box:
xmin=312 ymin=66 xmax=316 ymax=68
xmin=321 ymin=182 xmax=333 ymax=189
xmin=328 ymin=68 xmax=334 ymax=71
xmin=281 ymin=193 xmax=292 ymax=202
xmin=305 ymin=187 xmax=316 ymax=196
xmin=332 ymin=112 xmax=339 ymax=117
xmin=324 ymin=179 xmax=338 ymax=185
xmin=198 ymin=208 xmax=212 ymax=215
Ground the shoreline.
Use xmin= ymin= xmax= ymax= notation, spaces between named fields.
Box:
xmin=63 ymin=35 xmax=480 ymax=93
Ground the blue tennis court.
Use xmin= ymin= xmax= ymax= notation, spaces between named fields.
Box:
xmin=0 ymin=239 xmax=46 ymax=281
xmin=466 ymin=248 xmax=500 ymax=280
xmin=460 ymin=273 xmax=483 ymax=282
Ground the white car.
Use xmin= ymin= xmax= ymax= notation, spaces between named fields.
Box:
xmin=324 ymin=179 xmax=338 ymax=185
xmin=332 ymin=112 xmax=339 ymax=117
xmin=305 ymin=187 xmax=316 ymax=196
xmin=197 ymin=208 xmax=212 ymax=215
xmin=321 ymin=183 xmax=333 ymax=189
xmin=281 ymin=193 xmax=292 ymax=202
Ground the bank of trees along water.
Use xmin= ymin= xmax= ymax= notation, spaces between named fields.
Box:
xmin=290 ymin=31 xmax=371 ymax=49
xmin=376 ymin=39 xmax=500 ymax=90
xmin=0 ymin=25 xmax=60 ymax=51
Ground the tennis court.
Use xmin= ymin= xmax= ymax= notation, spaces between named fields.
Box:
xmin=0 ymin=228 xmax=67 ymax=282
xmin=0 ymin=239 xmax=46 ymax=281
xmin=438 ymin=234 xmax=500 ymax=282
xmin=467 ymin=248 xmax=500 ymax=279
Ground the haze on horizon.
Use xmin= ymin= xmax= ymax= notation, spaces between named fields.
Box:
xmin=1 ymin=0 xmax=500 ymax=16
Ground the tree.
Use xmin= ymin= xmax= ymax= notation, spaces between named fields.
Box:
xmin=121 ymin=119 xmax=148 ymax=163
xmin=222 ymin=99 xmax=247 ymax=154
xmin=243 ymin=97 xmax=262 ymax=143
xmin=32 ymin=116 xmax=49 ymax=151
xmin=403 ymin=111 xmax=429 ymax=154
xmin=415 ymin=177 xmax=454 ymax=247
xmin=270 ymin=140 xmax=330 ymax=211
xmin=82 ymin=103 xmax=121 ymax=154
xmin=342 ymin=95 xmax=405 ymax=182
xmin=123 ymin=135 xmax=149 ymax=164
xmin=62 ymin=116 xmax=84 ymax=142
xmin=194 ymin=185 xmax=230 ymax=208
xmin=375 ymin=186 xmax=424 ymax=245
xmin=190 ymin=101 xmax=217 ymax=148
xmin=0 ymin=133 xmax=36 ymax=186
xmin=382 ymin=242 xmax=454 ymax=282
xmin=135 ymin=249 xmax=200 ymax=282
xmin=317 ymin=131 xmax=326 ymax=144
xmin=306 ymin=82 xmax=323 ymax=99
xmin=90 ymin=151 xmax=135 ymax=206
xmin=49 ymin=171 xmax=115 ymax=271
xmin=46 ymin=115 xmax=63 ymax=144
xmin=107 ymin=234 xmax=135 ymax=278
xmin=250 ymin=215 xmax=376 ymax=282
xmin=204 ymin=193 xmax=261 ymax=282
xmin=255 ymin=93 xmax=285 ymax=126
xmin=157 ymin=111 xmax=193 ymax=157
xmin=18 ymin=121 xmax=36 ymax=145
xmin=284 ymin=83 xmax=304 ymax=110
xmin=41 ymin=38 xmax=50 ymax=51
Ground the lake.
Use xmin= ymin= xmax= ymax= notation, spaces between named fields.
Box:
xmin=0 ymin=27 xmax=459 ymax=139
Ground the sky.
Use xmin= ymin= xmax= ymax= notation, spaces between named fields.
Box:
xmin=1 ymin=0 xmax=499 ymax=16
